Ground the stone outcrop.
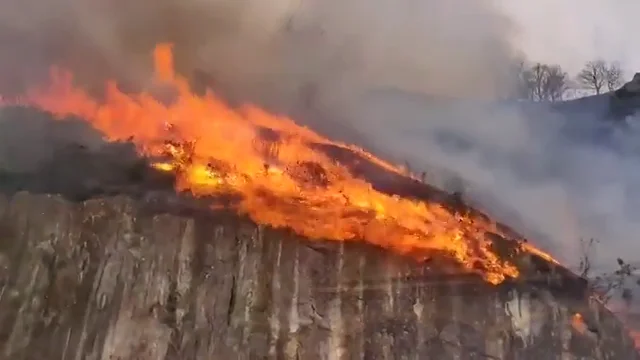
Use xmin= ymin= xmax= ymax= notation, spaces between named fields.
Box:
xmin=609 ymin=73 xmax=640 ymax=120
xmin=0 ymin=192 xmax=638 ymax=359
xmin=616 ymin=73 xmax=640 ymax=97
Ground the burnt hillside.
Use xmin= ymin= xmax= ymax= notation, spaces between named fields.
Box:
xmin=0 ymin=106 xmax=638 ymax=359
xmin=553 ymin=73 xmax=640 ymax=121
xmin=0 ymin=192 xmax=638 ymax=359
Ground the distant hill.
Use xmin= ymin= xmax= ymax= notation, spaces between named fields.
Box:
xmin=553 ymin=73 xmax=640 ymax=122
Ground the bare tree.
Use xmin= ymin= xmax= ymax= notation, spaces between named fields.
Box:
xmin=516 ymin=62 xmax=568 ymax=102
xmin=513 ymin=60 xmax=535 ymax=101
xmin=605 ymin=62 xmax=624 ymax=91
xmin=577 ymin=60 xmax=609 ymax=95
xmin=529 ymin=63 xmax=547 ymax=101
xmin=543 ymin=65 xmax=569 ymax=102
xmin=578 ymin=238 xmax=639 ymax=305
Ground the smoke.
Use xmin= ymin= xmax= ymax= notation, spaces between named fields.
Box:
xmin=338 ymin=90 xmax=640 ymax=274
xmin=0 ymin=0 xmax=520 ymax=97
xmin=0 ymin=0 xmax=637 ymax=272
xmin=498 ymin=0 xmax=640 ymax=74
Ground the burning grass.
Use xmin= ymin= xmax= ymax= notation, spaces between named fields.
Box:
xmin=0 ymin=43 xmax=560 ymax=284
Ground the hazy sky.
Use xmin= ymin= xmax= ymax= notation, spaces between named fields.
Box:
xmin=498 ymin=1 xmax=640 ymax=75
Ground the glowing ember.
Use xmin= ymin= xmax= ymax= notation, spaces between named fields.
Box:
xmin=0 ymin=43 xmax=560 ymax=284
xmin=571 ymin=313 xmax=587 ymax=334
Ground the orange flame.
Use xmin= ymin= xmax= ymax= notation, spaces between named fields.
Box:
xmin=571 ymin=313 xmax=587 ymax=334
xmin=1 ymin=44 xmax=560 ymax=284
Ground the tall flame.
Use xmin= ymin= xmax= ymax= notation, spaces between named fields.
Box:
xmin=2 ymin=44 xmax=558 ymax=284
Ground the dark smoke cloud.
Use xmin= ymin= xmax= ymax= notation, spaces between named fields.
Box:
xmin=0 ymin=0 xmax=520 ymax=97
xmin=0 ymin=0 xmax=636 ymax=275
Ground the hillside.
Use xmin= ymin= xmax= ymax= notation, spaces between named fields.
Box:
xmin=1 ymin=42 xmax=640 ymax=356
xmin=0 ymin=191 xmax=638 ymax=359
xmin=0 ymin=102 xmax=637 ymax=358
xmin=553 ymin=73 xmax=640 ymax=121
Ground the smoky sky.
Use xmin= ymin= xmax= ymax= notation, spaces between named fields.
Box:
xmin=499 ymin=0 xmax=640 ymax=74
xmin=0 ymin=0 xmax=637 ymax=273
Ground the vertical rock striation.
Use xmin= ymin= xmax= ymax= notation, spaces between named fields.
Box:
xmin=0 ymin=192 xmax=637 ymax=359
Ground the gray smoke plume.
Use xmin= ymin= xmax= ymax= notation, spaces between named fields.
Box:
xmin=0 ymin=0 xmax=519 ymax=97
xmin=0 ymin=0 xmax=636 ymax=274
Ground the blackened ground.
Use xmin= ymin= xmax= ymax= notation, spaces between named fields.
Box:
xmin=0 ymin=105 xmax=592 ymax=287
xmin=0 ymin=143 xmax=176 ymax=201
xmin=3 ymin=104 xmax=636 ymax=345
xmin=0 ymin=106 xmax=176 ymax=201
xmin=0 ymin=105 xmax=468 ymax=206
xmin=0 ymin=105 xmax=551 ymax=253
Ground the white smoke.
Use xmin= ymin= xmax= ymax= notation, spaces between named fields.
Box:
xmin=0 ymin=0 xmax=637 ymax=273
xmin=498 ymin=0 xmax=640 ymax=73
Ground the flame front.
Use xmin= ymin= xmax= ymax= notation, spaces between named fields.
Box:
xmin=632 ymin=331 xmax=640 ymax=349
xmin=3 ymin=44 xmax=558 ymax=284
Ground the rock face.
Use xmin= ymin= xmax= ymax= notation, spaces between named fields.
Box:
xmin=609 ymin=73 xmax=640 ymax=120
xmin=617 ymin=73 xmax=640 ymax=96
xmin=0 ymin=192 xmax=637 ymax=360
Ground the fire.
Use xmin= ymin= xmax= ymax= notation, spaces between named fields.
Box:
xmin=1 ymin=44 xmax=559 ymax=284
xmin=571 ymin=313 xmax=588 ymax=334
xmin=632 ymin=331 xmax=640 ymax=349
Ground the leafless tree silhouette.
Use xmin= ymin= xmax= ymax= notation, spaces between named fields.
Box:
xmin=516 ymin=62 xmax=569 ymax=102
xmin=577 ymin=60 xmax=624 ymax=95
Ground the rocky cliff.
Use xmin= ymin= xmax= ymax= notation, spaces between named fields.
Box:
xmin=609 ymin=72 xmax=640 ymax=120
xmin=0 ymin=192 xmax=637 ymax=360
